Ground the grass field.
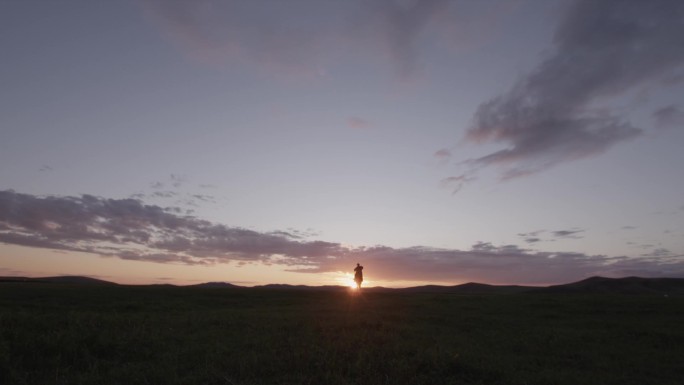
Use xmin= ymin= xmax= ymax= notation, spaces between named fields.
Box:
xmin=1 ymin=283 xmax=683 ymax=384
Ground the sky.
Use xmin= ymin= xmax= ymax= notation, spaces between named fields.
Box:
xmin=1 ymin=0 xmax=683 ymax=287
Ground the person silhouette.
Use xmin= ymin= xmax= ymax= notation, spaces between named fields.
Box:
xmin=353 ymin=263 xmax=363 ymax=289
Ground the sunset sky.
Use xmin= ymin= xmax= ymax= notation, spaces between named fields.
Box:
xmin=1 ymin=0 xmax=683 ymax=287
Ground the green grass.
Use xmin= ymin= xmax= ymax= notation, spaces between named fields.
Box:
xmin=1 ymin=284 xmax=683 ymax=384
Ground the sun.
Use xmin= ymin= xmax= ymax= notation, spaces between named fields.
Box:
xmin=338 ymin=273 xmax=358 ymax=290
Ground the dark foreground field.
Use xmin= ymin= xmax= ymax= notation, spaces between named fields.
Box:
xmin=1 ymin=284 xmax=683 ymax=385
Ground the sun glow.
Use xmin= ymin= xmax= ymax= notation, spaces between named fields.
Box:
xmin=338 ymin=273 xmax=358 ymax=289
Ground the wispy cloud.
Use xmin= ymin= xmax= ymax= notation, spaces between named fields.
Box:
xmin=0 ymin=190 xmax=341 ymax=266
xmin=451 ymin=0 xmax=684 ymax=186
xmin=347 ymin=117 xmax=370 ymax=129
xmin=138 ymin=175 xmax=221 ymax=209
xmin=170 ymin=174 xmax=186 ymax=188
xmin=300 ymin=243 xmax=683 ymax=285
xmin=358 ymin=0 xmax=450 ymax=80
xmin=440 ymin=174 xmax=475 ymax=195
xmin=143 ymin=0 xmax=457 ymax=80
xmin=2 ymin=190 xmax=682 ymax=284
xmin=652 ymin=105 xmax=684 ymax=129
xmin=434 ymin=148 xmax=452 ymax=163
xmin=518 ymin=230 xmax=545 ymax=237
xmin=517 ymin=229 xmax=586 ymax=243
xmin=0 ymin=267 xmax=26 ymax=276
xmin=551 ymin=229 xmax=585 ymax=239
xmin=142 ymin=0 xmax=326 ymax=76
xmin=642 ymin=248 xmax=674 ymax=258
xmin=152 ymin=191 xmax=178 ymax=199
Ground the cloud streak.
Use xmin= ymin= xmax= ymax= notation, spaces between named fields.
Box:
xmin=2 ymin=190 xmax=683 ymax=284
xmin=0 ymin=190 xmax=341 ymax=267
xmin=143 ymin=0 xmax=456 ymax=80
xmin=551 ymin=229 xmax=585 ymax=239
xmin=359 ymin=0 xmax=450 ymax=79
xmin=653 ymin=105 xmax=684 ymax=129
xmin=347 ymin=117 xmax=370 ymax=129
xmin=453 ymin=0 xmax=684 ymax=184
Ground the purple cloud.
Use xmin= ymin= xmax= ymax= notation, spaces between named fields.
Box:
xmin=295 ymin=243 xmax=683 ymax=285
xmin=142 ymin=0 xmax=341 ymax=76
xmin=518 ymin=230 xmax=545 ymax=237
xmin=0 ymin=190 xmax=342 ymax=266
xmin=551 ymin=229 xmax=585 ymax=239
xmin=434 ymin=148 xmax=452 ymax=163
xmin=440 ymin=174 xmax=475 ymax=195
xmin=459 ymin=0 xmax=684 ymax=182
xmin=652 ymin=105 xmax=684 ymax=129
xmin=0 ymin=267 xmax=26 ymax=276
xmin=347 ymin=117 xmax=370 ymax=129
xmin=642 ymin=248 xmax=673 ymax=258
xmin=358 ymin=0 xmax=450 ymax=79
xmin=143 ymin=0 xmax=456 ymax=80
xmin=2 ymin=190 xmax=682 ymax=285
xmin=152 ymin=191 xmax=178 ymax=198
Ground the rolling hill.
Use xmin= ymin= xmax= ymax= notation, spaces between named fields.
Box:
xmin=0 ymin=275 xmax=117 ymax=285
xmin=538 ymin=276 xmax=684 ymax=295
xmin=2 ymin=275 xmax=683 ymax=295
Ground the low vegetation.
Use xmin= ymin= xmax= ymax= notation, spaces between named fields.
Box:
xmin=1 ymin=283 xmax=683 ymax=384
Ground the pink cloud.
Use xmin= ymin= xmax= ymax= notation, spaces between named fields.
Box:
xmin=142 ymin=0 xmax=463 ymax=81
xmin=347 ymin=117 xmax=370 ymax=129
xmin=2 ymin=190 xmax=683 ymax=285
xmin=653 ymin=105 xmax=684 ymax=129
xmin=434 ymin=148 xmax=451 ymax=163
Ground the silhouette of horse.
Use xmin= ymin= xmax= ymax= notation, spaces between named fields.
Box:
xmin=354 ymin=263 xmax=363 ymax=289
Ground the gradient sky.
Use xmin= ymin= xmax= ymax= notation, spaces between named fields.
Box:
xmin=1 ymin=0 xmax=683 ymax=287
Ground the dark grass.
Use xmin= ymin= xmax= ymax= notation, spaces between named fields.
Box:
xmin=1 ymin=284 xmax=683 ymax=384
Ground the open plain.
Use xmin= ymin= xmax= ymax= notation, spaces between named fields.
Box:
xmin=1 ymin=280 xmax=683 ymax=384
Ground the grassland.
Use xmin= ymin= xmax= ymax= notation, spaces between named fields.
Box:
xmin=1 ymin=283 xmax=683 ymax=384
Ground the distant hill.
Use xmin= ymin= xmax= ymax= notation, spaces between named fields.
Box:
xmin=538 ymin=276 xmax=684 ymax=295
xmin=0 ymin=276 xmax=34 ymax=283
xmin=41 ymin=276 xmax=118 ymax=285
xmin=254 ymin=284 xmax=347 ymax=291
xmin=3 ymin=275 xmax=683 ymax=295
xmin=0 ymin=275 xmax=117 ymax=285
xmin=394 ymin=282 xmax=534 ymax=294
xmin=190 ymin=282 xmax=242 ymax=288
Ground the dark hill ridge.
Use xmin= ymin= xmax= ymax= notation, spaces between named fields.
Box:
xmin=190 ymin=282 xmax=242 ymax=288
xmin=396 ymin=282 xmax=532 ymax=294
xmin=0 ymin=276 xmax=117 ymax=285
xmin=2 ymin=275 xmax=683 ymax=294
xmin=254 ymin=284 xmax=347 ymax=291
xmin=42 ymin=276 xmax=118 ymax=285
xmin=538 ymin=276 xmax=684 ymax=295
